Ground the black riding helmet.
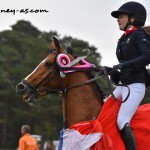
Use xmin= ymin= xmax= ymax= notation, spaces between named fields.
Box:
xmin=111 ymin=1 xmax=147 ymax=27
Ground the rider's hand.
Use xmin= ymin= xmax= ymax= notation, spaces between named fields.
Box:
xmin=113 ymin=63 xmax=125 ymax=70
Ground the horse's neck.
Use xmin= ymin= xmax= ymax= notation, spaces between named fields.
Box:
xmin=62 ymin=72 xmax=103 ymax=127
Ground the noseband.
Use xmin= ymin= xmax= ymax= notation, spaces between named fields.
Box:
xmin=22 ymin=65 xmax=59 ymax=96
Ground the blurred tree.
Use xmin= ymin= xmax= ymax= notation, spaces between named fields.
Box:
xmin=61 ymin=36 xmax=102 ymax=66
xmin=40 ymin=30 xmax=60 ymax=43
xmin=11 ymin=20 xmax=41 ymax=37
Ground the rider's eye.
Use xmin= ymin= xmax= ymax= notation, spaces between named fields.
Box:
xmin=45 ymin=62 xmax=52 ymax=67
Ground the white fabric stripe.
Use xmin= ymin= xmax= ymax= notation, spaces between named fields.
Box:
xmin=61 ymin=129 xmax=102 ymax=150
xmin=25 ymin=58 xmax=46 ymax=80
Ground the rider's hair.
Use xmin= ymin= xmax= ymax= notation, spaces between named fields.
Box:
xmin=129 ymin=14 xmax=146 ymax=28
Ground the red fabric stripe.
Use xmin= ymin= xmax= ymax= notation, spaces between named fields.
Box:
xmin=69 ymin=96 xmax=150 ymax=150
xmin=121 ymin=27 xmax=137 ymax=37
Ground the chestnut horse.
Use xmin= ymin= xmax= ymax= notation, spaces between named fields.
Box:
xmin=16 ymin=38 xmax=103 ymax=126
xmin=16 ymin=37 xmax=150 ymax=150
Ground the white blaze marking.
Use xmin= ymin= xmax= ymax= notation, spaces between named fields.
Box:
xmin=25 ymin=58 xmax=47 ymax=80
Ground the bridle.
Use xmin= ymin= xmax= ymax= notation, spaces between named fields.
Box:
xmin=22 ymin=64 xmax=59 ymax=98
xmin=22 ymin=51 xmax=130 ymax=104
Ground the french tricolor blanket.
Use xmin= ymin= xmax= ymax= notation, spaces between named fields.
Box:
xmin=58 ymin=96 xmax=150 ymax=150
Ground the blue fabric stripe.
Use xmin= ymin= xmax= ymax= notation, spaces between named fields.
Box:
xmin=58 ymin=128 xmax=64 ymax=150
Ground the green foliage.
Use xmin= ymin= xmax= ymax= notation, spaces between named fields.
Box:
xmin=61 ymin=36 xmax=101 ymax=66
xmin=11 ymin=20 xmax=41 ymax=37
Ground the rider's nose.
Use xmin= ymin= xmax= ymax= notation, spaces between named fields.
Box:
xmin=16 ymin=82 xmax=28 ymax=95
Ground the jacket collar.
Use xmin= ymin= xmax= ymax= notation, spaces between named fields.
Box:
xmin=122 ymin=27 xmax=137 ymax=37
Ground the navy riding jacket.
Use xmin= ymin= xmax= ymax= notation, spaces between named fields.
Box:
xmin=116 ymin=28 xmax=150 ymax=85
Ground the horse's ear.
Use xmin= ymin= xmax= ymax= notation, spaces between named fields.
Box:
xmin=53 ymin=37 xmax=64 ymax=53
xmin=50 ymin=40 xmax=56 ymax=50
xmin=53 ymin=37 xmax=60 ymax=49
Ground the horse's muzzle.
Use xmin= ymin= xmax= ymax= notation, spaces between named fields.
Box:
xmin=16 ymin=82 xmax=29 ymax=95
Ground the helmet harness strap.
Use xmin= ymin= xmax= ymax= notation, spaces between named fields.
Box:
xmin=124 ymin=15 xmax=132 ymax=31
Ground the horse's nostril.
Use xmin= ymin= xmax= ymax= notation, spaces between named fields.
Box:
xmin=18 ymin=84 xmax=25 ymax=89
xmin=16 ymin=83 xmax=28 ymax=95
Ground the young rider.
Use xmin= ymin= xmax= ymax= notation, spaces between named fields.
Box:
xmin=111 ymin=1 xmax=150 ymax=150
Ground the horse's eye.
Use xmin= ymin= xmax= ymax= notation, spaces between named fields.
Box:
xmin=45 ymin=62 xmax=52 ymax=67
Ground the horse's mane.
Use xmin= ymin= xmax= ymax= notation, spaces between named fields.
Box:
xmin=143 ymin=26 xmax=150 ymax=37
xmin=88 ymin=71 xmax=105 ymax=105
xmin=66 ymin=47 xmax=105 ymax=105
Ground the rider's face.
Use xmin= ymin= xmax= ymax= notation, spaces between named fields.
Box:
xmin=117 ymin=14 xmax=129 ymax=31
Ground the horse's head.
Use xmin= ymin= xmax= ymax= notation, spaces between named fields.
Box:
xmin=16 ymin=37 xmax=76 ymax=104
